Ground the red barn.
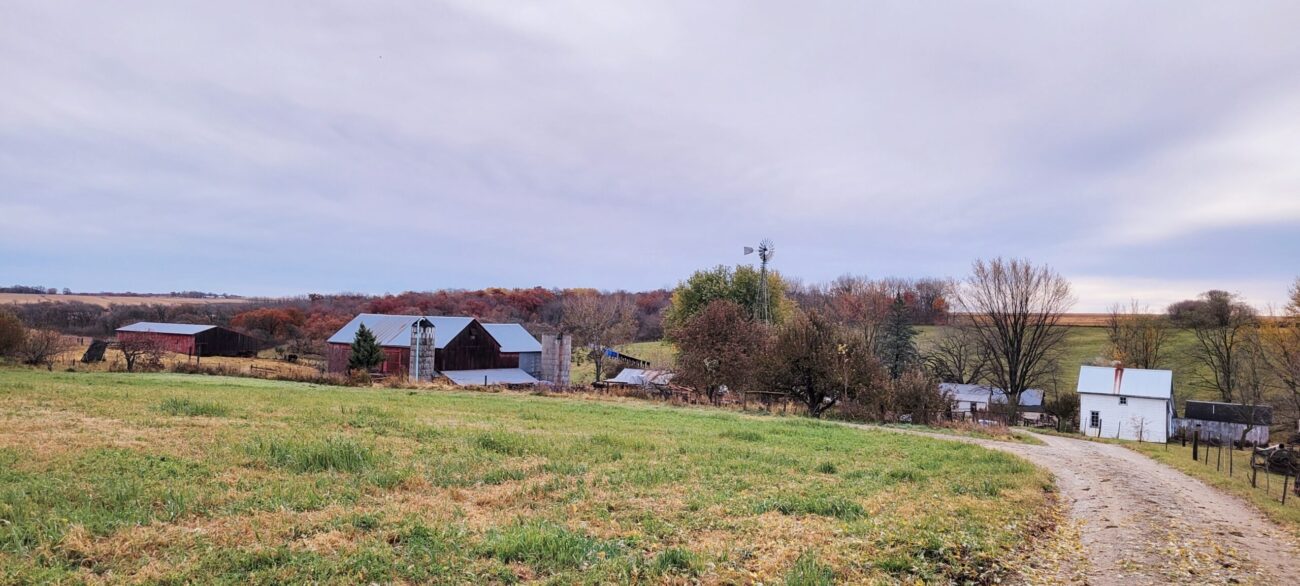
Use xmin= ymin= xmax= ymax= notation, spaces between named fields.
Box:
xmin=115 ymin=322 xmax=260 ymax=357
xmin=326 ymin=313 xmax=544 ymax=384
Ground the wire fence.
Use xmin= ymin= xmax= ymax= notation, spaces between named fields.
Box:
xmin=1182 ymin=428 xmax=1300 ymax=505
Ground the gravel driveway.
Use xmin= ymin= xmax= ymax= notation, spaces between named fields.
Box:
xmin=861 ymin=426 xmax=1300 ymax=585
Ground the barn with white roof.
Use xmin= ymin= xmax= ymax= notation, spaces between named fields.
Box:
xmin=1077 ymin=364 xmax=1174 ymax=442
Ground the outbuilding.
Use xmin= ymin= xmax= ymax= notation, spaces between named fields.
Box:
xmin=1077 ymin=364 xmax=1173 ymax=442
xmin=939 ymin=383 xmax=1045 ymax=423
xmin=1175 ymin=400 xmax=1272 ymax=445
xmin=116 ymin=322 xmax=260 ymax=357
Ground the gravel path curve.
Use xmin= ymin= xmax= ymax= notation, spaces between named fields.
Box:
xmin=858 ymin=426 xmax=1300 ymax=585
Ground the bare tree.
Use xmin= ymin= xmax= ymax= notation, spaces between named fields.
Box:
xmin=17 ymin=329 xmax=75 ymax=369
xmin=956 ymin=258 xmax=1074 ymax=422
xmin=118 ymin=336 xmax=165 ymax=372
xmin=0 ymin=309 xmax=25 ymax=356
xmin=1169 ymin=290 xmax=1258 ymax=403
xmin=1105 ymin=301 xmax=1170 ymax=369
xmin=561 ymin=293 xmax=638 ymax=383
xmin=923 ymin=324 xmax=990 ymax=384
xmin=1261 ymin=279 xmax=1300 ymax=428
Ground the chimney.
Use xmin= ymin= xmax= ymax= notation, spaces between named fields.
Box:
xmin=1112 ymin=361 xmax=1125 ymax=395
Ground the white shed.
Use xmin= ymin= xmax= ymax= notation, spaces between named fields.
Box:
xmin=1077 ymin=365 xmax=1173 ymax=442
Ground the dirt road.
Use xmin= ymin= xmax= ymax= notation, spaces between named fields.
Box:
xmin=869 ymin=427 xmax=1300 ymax=584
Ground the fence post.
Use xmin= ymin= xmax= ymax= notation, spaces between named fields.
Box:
xmin=1283 ymin=475 xmax=1290 ymax=505
xmin=1217 ymin=441 xmax=1223 ymax=472
xmin=1193 ymin=428 xmax=1200 ymax=461
xmin=1252 ymin=466 xmax=1258 ymax=488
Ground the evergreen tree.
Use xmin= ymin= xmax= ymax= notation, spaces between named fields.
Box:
xmin=348 ymin=324 xmax=385 ymax=372
xmin=878 ymin=294 xmax=919 ymax=379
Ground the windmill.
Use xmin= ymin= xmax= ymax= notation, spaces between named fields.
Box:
xmin=743 ymin=238 xmax=775 ymax=323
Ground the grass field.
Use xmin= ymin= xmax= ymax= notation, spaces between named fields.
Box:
xmin=0 ymin=293 xmax=246 ymax=308
xmin=0 ymin=367 xmax=1052 ymax=584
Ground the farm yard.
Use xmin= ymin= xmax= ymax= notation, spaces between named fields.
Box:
xmin=0 ymin=368 xmax=1054 ymax=585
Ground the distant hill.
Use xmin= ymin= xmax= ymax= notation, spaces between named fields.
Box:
xmin=0 ymin=292 xmax=247 ymax=308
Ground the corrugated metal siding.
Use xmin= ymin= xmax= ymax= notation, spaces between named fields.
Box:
xmin=518 ymin=352 xmax=541 ymax=378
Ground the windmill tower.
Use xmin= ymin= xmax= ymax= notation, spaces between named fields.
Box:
xmin=744 ymin=238 xmax=775 ymax=323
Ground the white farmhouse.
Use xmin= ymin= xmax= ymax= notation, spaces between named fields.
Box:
xmin=1077 ymin=365 xmax=1173 ymax=442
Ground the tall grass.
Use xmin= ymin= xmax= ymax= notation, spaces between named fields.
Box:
xmin=244 ymin=436 xmax=376 ymax=473
xmin=157 ymin=397 xmax=230 ymax=417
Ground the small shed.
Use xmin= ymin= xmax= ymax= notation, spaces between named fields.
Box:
xmin=1175 ymin=400 xmax=1272 ymax=445
xmin=116 ymin=322 xmax=260 ymax=357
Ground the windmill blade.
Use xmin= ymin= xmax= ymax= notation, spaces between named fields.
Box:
xmin=758 ymin=238 xmax=775 ymax=262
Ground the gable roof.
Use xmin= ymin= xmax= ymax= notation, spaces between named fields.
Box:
xmin=1076 ymin=365 xmax=1172 ymax=400
xmin=939 ymin=383 xmax=1044 ymax=408
xmin=1183 ymin=400 xmax=1272 ymax=426
xmin=482 ymin=323 xmax=542 ymax=353
xmin=117 ymin=322 xmax=216 ymax=335
xmin=326 ymin=314 xmax=472 ymax=349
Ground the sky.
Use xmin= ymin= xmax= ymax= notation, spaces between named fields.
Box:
xmin=1 ymin=1 xmax=1298 ymax=311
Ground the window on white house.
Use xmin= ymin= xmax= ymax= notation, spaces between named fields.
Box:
xmin=1119 ymin=397 xmax=1128 ymax=405
xmin=1089 ymin=411 xmax=1100 ymax=428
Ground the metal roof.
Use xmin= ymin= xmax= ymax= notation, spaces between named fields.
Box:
xmin=1183 ymin=400 xmax=1272 ymax=426
xmin=1076 ymin=365 xmax=1172 ymax=400
xmin=482 ymin=323 xmax=542 ymax=353
xmin=326 ymin=314 xmax=472 ymax=349
xmin=116 ymin=322 xmax=216 ymax=335
xmin=442 ymin=368 xmax=539 ymax=386
xmin=605 ymin=368 xmax=674 ymax=386
xmin=939 ymin=383 xmax=1044 ymax=408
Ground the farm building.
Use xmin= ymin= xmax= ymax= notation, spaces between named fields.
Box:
xmin=1175 ymin=400 xmax=1272 ymax=445
xmin=939 ymin=383 xmax=1045 ymax=422
xmin=1077 ymin=364 xmax=1173 ymax=442
xmin=602 ymin=368 xmax=675 ymax=388
xmin=116 ymin=322 xmax=260 ymax=357
xmin=482 ymin=323 xmax=542 ymax=378
xmin=326 ymin=313 xmax=567 ymax=385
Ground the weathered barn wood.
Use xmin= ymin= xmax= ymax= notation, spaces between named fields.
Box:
xmin=115 ymin=322 xmax=260 ymax=357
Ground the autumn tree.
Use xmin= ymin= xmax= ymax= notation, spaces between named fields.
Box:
xmin=665 ymin=265 xmax=788 ymax=330
xmin=956 ymin=258 xmax=1074 ymax=421
xmin=673 ymin=300 xmax=768 ymax=404
xmin=892 ymin=368 xmax=948 ymax=424
xmin=118 ymin=336 xmax=165 ymax=372
xmin=1261 ymin=279 xmax=1300 ymax=427
xmin=561 ymin=293 xmax=637 ymax=382
xmin=923 ymin=324 xmax=990 ymax=384
xmin=1168 ymin=290 xmax=1258 ymax=403
xmin=17 ymin=329 xmax=74 ymax=368
xmin=348 ymin=324 xmax=385 ymax=372
xmin=876 ymin=294 xmax=919 ymax=379
xmin=761 ymin=310 xmax=881 ymax=418
xmin=0 ymin=309 xmax=25 ymax=356
xmin=1105 ymin=301 xmax=1170 ymax=369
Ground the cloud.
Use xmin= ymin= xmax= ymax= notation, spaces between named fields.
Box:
xmin=0 ymin=1 xmax=1297 ymax=309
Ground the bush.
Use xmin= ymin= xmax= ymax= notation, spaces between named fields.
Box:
xmin=0 ymin=309 xmax=25 ymax=356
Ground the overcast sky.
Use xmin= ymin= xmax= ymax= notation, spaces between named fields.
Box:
xmin=2 ymin=1 xmax=1298 ymax=311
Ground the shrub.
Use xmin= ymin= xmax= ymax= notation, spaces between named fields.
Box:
xmin=158 ymin=398 xmax=231 ymax=417
xmin=814 ymin=461 xmax=838 ymax=474
xmin=0 ymin=309 xmax=25 ymax=356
